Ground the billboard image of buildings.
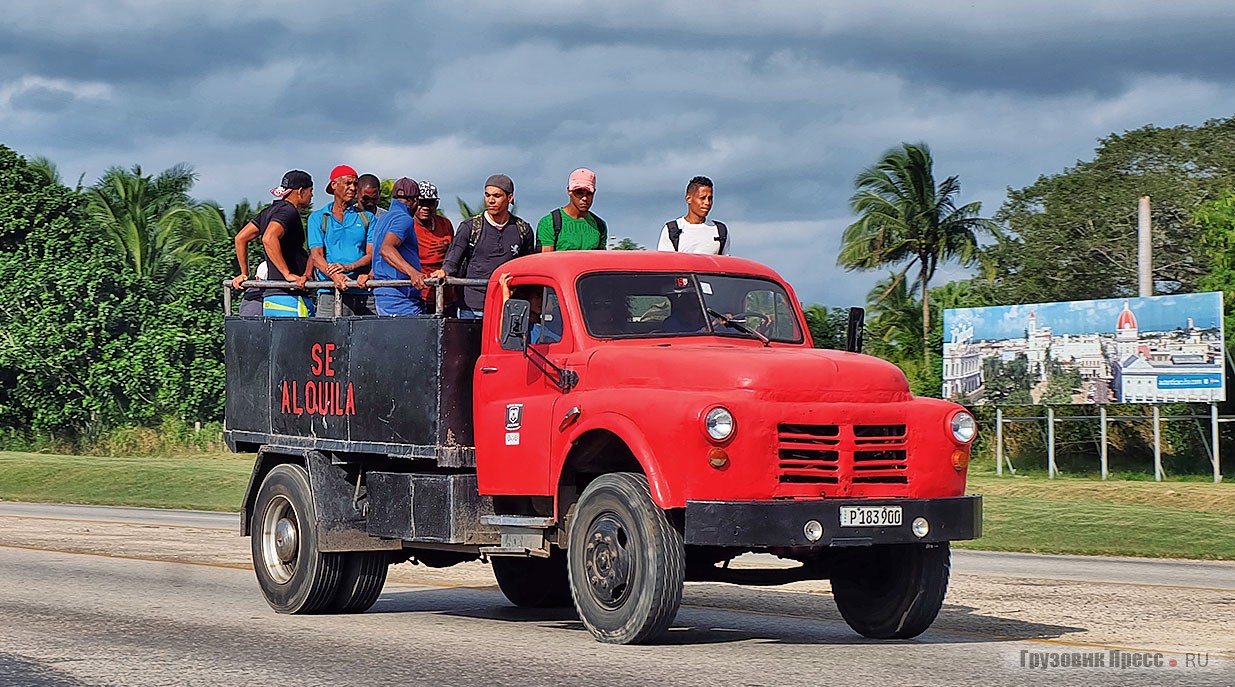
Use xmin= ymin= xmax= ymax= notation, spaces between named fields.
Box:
xmin=943 ymin=293 xmax=1225 ymax=405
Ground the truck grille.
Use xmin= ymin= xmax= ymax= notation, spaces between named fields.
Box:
xmin=776 ymin=423 xmax=908 ymax=495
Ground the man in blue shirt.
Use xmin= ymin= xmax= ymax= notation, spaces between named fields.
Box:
xmin=307 ymin=164 xmax=376 ymax=316
xmin=366 ymin=177 xmax=427 ymax=316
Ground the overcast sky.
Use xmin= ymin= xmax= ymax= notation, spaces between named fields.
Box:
xmin=4 ymin=1 xmax=1235 ymax=306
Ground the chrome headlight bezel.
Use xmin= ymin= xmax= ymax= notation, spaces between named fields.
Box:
xmin=949 ymin=410 xmax=977 ymax=444
xmin=703 ymin=406 xmax=735 ymax=442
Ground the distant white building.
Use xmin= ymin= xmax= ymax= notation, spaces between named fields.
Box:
xmin=943 ymin=320 xmax=983 ymax=400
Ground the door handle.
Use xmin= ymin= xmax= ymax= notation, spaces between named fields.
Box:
xmin=480 ymin=367 xmax=499 ymax=373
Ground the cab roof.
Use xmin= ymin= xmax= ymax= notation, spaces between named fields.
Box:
xmin=500 ymin=250 xmax=788 ymax=284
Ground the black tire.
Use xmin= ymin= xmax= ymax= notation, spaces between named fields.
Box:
xmin=491 ymin=548 xmax=573 ymax=608
xmin=326 ymin=551 xmax=390 ymax=613
xmin=567 ymin=473 xmax=684 ymax=645
xmin=250 ymin=464 xmax=342 ymax=614
xmin=831 ymin=542 xmax=951 ymax=639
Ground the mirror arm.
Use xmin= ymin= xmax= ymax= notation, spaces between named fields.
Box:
xmin=524 ymin=344 xmax=577 ymax=392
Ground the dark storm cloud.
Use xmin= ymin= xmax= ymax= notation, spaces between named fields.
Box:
xmin=5 ymin=1 xmax=1235 ymax=306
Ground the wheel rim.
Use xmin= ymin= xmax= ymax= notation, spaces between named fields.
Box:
xmin=261 ymin=494 xmax=299 ymax=584
xmin=583 ymin=512 xmax=634 ymax=610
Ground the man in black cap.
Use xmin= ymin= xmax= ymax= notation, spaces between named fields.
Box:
xmin=231 ymin=170 xmax=314 ymax=316
xmin=433 ymin=174 xmax=537 ymax=318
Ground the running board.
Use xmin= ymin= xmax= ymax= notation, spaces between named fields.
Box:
xmin=478 ymin=515 xmax=555 ymax=558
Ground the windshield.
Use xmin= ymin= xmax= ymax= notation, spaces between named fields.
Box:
xmin=577 ymin=272 xmax=803 ymax=343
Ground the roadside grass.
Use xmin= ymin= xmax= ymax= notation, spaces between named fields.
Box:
xmin=1 ymin=451 xmax=1233 ymax=560
xmin=958 ymin=473 xmax=1235 ymax=560
xmin=0 ymin=451 xmax=253 ymax=512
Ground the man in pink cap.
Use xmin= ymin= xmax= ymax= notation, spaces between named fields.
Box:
xmin=536 ymin=167 xmax=607 ymax=252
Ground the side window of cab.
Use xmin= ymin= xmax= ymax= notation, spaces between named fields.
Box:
xmin=508 ymin=282 xmax=567 ymax=347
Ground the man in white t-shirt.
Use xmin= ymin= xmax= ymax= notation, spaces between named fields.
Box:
xmin=657 ymin=175 xmax=730 ymax=255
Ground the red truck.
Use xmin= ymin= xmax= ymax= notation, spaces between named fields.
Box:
xmin=226 ymin=251 xmax=980 ymax=645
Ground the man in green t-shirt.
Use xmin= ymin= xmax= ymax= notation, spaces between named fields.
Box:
xmin=537 ymin=167 xmax=608 ymax=251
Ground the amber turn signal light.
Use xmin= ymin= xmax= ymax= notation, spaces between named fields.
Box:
xmin=951 ymin=447 xmax=970 ymax=471
xmin=707 ymin=447 xmax=730 ymax=469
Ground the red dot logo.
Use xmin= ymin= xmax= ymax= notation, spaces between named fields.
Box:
xmin=1169 ymin=659 xmax=1178 ymax=667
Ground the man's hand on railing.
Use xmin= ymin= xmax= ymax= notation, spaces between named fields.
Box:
xmin=292 ymin=273 xmax=309 ymax=289
xmin=429 ymin=269 xmax=447 ymax=280
xmin=357 ymin=273 xmax=371 ymax=289
xmin=329 ymin=273 xmax=348 ymax=291
xmin=410 ymin=272 xmax=427 ymax=290
xmin=231 ymin=274 xmax=249 ymax=290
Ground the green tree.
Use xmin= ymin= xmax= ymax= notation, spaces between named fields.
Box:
xmin=838 ymin=142 xmax=996 ymax=365
xmin=609 ymin=237 xmax=644 ymax=250
xmin=864 ymin=275 xmax=924 ymax=360
xmin=1196 ymin=190 xmax=1235 ymax=342
xmin=85 ymin=164 xmax=226 ymax=287
xmin=991 ymin=118 xmax=1235 ymax=304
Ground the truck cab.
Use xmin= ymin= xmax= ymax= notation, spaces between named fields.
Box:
xmin=228 ymin=250 xmax=981 ymax=645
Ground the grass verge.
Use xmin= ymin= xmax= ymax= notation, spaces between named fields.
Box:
xmin=1 ymin=452 xmax=1232 ymax=560
xmin=0 ymin=451 xmax=253 ymax=512
xmin=957 ymin=473 xmax=1235 ymax=560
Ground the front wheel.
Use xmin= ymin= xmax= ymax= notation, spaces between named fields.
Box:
xmin=567 ymin=473 xmax=684 ymax=644
xmin=250 ymin=464 xmax=342 ymax=613
xmin=831 ymin=542 xmax=951 ymax=639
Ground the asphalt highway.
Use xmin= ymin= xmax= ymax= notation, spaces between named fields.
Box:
xmin=0 ymin=502 xmax=1231 ymax=686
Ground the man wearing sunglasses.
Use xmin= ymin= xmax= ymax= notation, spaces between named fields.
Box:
xmin=536 ymin=167 xmax=607 ymax=252
xmin=413 ymin=181 xmax=455 ymax=307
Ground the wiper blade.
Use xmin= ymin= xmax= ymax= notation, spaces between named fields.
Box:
xmin=707 ymin=309 xmax=770 ymax=347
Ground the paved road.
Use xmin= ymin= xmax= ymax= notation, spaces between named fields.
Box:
xmin=0 ymin=502 xmax=1232 ymax=686
xmin=3 ymin=502 xmax=1232 ymax=589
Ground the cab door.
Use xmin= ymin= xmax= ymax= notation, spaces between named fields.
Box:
xmin=474 ymin=282 xmax=575 ymax=496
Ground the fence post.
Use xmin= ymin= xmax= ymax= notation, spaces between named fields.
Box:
xmin=1047 ymin=406 xmax=1056 ymax=479
xmin=1099 ymin=404 xmax=1108 ymax=480
xmin=995 ymin=407 xmax=1003 ymax=476
xmin=1153 ymin=405 xmax=1163 ymax=481
xmin=1213 ymin=402 xmax=1222 ymax=484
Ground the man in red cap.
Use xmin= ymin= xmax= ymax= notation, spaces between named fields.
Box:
xmin=307 ymin=164 xmax=376 ymax=316
xmin=537 ymin=167 xmax=607 ymax=252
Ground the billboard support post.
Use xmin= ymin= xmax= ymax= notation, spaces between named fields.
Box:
xmin=1047 ymin=406 xmax=1057 ymax=479
xmin=995 ymin=408 xmax=1003 ymax=476
xmin=1099 ymin=405 xmax=1108 ymax=480
xmin=1212 ymin=402 xmax=1221 ymax=484
xmin=1153 ymin=405 xmax=1163 ymax=481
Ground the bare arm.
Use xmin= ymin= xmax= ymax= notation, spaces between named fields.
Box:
xmin=261 ymin=220 xmax=308 ymax=289
xmin=380 ymin=232 xmax=426 ymax=289
xmin=232 ymin=221 xmax=260 ymax=289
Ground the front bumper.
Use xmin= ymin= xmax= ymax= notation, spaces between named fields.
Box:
xmin=684 ymin=495 xmax=982 ymax=547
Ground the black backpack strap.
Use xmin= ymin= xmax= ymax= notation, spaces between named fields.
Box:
xmin=551 ymin=208 xmax=563 ymax=248
xmin=593 ymin=214 xmax=607 ymax=249
xmin=667 ymin=220 xmax=681 ymax=251
xmin=513 ymin=216 xmax=533 ymax=253
xmin=714 ymin=220 xmax=728 ymax=254
xmin=457 ymin=215 xmax=485 ymax=277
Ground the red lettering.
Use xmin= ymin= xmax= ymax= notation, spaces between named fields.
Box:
xmin=345 ymin=383 xmax=355 ymax=415
xmin=321 ymin=382 xmax=333 ymax=415
xmin=291 ymin=381 xmax=303 ymax=414
xmin=280 ymin=381 xmax=291 ymax=413
xmin=305 ymin=380 xmax=318 ymax=415
xmin=324 ymin=343 xmax=336 ymax=377
xmin=311 ymin=343 xmax=323 ymax=376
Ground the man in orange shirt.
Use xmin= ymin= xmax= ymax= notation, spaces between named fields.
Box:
xmin=413 ymin=181 xmax=455 ymax=308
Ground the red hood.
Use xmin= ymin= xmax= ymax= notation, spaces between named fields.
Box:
xmin=583 ymin=343 xmax=911 ymax=403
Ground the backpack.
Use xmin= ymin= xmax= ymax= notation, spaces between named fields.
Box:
xmin=458 ymin=213 xmax=533 ymax=277
xmin=667 ymin=219 xmax=727 ymax=253
xmin=320 ymin=207 xmax=371 ymax=235
xmin=550 ymin=208 xmax=608 ymax=249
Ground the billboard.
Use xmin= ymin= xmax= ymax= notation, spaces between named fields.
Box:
xmin=943 ymin=293 xmax=1225 ymax=405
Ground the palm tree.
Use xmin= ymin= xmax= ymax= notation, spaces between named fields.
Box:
xmin=85 ymin=164 xmax=226 ymax=286
xmin=865 ymin=275 xmax=923 ymax=359
xmin=837 ymin=142 xmax=997 ymax=364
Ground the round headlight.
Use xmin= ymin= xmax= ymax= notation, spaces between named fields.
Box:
xmin=950 ymin=411 xmax=977 ymax=444
xmin=704 ymin=407 xmax=735 ymax=442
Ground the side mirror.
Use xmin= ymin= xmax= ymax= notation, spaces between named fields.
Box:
xmin=500 ymin=299 xmax=531 ymax=351
xmin=846 ymin=307 xmax=865 ymax=353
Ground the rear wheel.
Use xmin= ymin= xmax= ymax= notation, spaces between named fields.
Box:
xmin=251 ymin=464 xmax=342 ymax=613
xmin=831 ymin=543 xmax=950 ymax=639
xmin=491 ymin=548 xmax=572 ymax=608
xmin=326 ymin=551 xmax=390 ymax=613
xmin=567 ymin=473 xmax=684 ymax=644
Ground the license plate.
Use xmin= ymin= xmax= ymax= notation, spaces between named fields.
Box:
xmin=839 ymin=505 xmax=903 ymax=527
